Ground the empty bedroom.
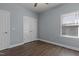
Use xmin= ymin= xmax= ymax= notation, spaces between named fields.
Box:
xmin=0 ymin=3 xmax=79 ymax=56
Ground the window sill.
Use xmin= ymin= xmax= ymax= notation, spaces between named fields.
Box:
xmin=61 ymin=35 xmax=79 ymax=38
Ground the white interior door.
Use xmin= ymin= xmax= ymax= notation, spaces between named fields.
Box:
xmin=0 ymin=10 xmax=10 ymax=50
xmin=23 ymin=16 xmax=37 ymax=43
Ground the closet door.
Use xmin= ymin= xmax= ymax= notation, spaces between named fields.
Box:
xmin=30 ymin=18 xmax=37 ymax=40
xmin=23 ymin=16 xmax=37 ymax=43
xmin=0 ymin=10 xmax=10 ymax=50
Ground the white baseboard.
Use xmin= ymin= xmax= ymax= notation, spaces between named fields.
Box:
xmin=8 ymin=41 xmax=26 ymax=49
xmin=39 ymin=39 xmax=79 ymax=51
xmin=1 ymin=38 xmax=79 ymax=52
xmin=8 ymin=39 xmax=38 ymax=49
xmin=4 ymin=39 xmax=38 ymax=50
xmin=0 ymin=41 xmax=26 ymax=51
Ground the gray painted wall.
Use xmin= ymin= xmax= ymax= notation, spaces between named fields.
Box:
xmin=0 ymin=3 xmax=38 ymax=45
xmin=38 ymin=3 xmax=79 ymax=48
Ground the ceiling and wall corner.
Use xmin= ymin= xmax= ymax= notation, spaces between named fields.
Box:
xmin=16 ymin=3 xmax=63 ymax=39
xmin=17 ymin=3 xmax=62 ymax=13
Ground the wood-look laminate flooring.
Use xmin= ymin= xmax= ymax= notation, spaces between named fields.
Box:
xmin=0 ymin=40 xmax=79 ymax=56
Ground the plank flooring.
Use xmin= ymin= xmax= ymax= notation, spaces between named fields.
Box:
xmin=0 ymin=40 xmax=79 ymax=56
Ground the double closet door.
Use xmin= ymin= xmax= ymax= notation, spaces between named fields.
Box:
xmin=23 ymin=16 xmax=37 ymax=43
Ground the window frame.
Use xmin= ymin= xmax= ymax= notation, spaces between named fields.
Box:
xmin=60 ymin=12 xmax=79 ymax=38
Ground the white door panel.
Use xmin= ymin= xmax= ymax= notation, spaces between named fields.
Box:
xmin=0 ymin=10 xmax=10 ymax=50
xmin=30 ymin=19 xmax=37 ymax=39
xmin=23 ymin=16 xmax=37 ymax=43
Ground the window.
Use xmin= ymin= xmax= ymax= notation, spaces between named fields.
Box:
xmin=61 ymin=11 xmax=79 ymax=38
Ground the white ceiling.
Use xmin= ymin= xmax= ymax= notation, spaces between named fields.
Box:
xmin=18 ymin=3 xmax=61 ymax=13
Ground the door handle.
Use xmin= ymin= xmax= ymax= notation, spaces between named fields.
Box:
xmin=30 ymin=31 xmax=32 ymax=32
xmin=5 ymin=32 xmax=7 ymax=34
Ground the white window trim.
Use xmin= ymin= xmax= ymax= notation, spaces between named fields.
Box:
xmin=61 ymin=35 xmax=79 ymax=38
xmin=60 ymin=13 xmax=79 ymax=38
